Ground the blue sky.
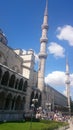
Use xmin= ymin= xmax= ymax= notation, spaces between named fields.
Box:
xmin=0 ymin=0 xmax=73 ymax=100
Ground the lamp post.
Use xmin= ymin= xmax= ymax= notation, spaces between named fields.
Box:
xmin=46 ymin=102 xmax=49 ymax=112
xmin=32 ymin=98 xmax=38 ymax=114
xmin=29 ymin=103 xmax=34 ymax=130
xmin=45 ymin=102 xmax=51 ymax=120
xmin=48 ymin=103 xmax=51 ymax=112
xmin=29 ymin=98 xmax=38 ymax=130
xmin=46 ymin=102 xmax=51 ymax=112
xmin=38 ymin=106 xmax=42 ymax=111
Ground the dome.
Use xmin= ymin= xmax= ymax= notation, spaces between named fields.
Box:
xmin=0 ymin=29 xmax=8 ymax=45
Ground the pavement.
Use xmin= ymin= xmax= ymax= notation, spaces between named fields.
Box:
xmin=67 ymin=120 xmax=73 ymax=130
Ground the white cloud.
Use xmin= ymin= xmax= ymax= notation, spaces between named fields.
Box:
xmin=34 ymin=52 xmax=39 ymax=63
xmin=57 ymin=25 xmax=73 ymax=46
xmin=48 ymin=42 xmax=65 ymax=58
xmin=45 ymin=71 xmax=73 ymax=99
xmin=45 ymin=71 xmax=65 ymax=87
xmin=45 ymin=71 xmax=73 ymax=88
xmin=63 ymin=90 xmax=67 ymax=97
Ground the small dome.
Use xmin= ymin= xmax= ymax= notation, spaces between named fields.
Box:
xmin=0 ymin=29 xmax=8 ymax=45
xmin=0 ymin=29 xmax=3 ymax=34
xmin=28 ymin=49 xmax=34 ymax=54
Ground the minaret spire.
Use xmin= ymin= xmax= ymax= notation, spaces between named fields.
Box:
xmin=65 ymin=56 xmax=71 ymax=115
xmin=66 ymin=56 xmax=69 ymax=73
xmin=44 ymin=0 xmax=48 ymax=16
xmin=38 ymin=0 xmax=48 ymax=91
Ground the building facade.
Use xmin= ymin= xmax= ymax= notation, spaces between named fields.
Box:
xmin=0 ymin=0 xmax=67 ymax=121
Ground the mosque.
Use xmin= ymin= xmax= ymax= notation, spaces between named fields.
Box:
xmin=0 ymin=0 xmax=69 ymax=121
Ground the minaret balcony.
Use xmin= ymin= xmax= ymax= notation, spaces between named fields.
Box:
xmin=41 ymin=24 xmax=48 ymax=30
xmin=39 ymin=53 xmax=47 ymax=58
xmin=65 ymin=72 xmax=69 ymax=75
xmin=40 ymin=37 xmax=48 ymax=43
xmin=65 ymin=80 xmax=70 ymax=84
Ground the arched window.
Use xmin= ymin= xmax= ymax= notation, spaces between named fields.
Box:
xmin=0 ymin=91 xmax=5 ymax=110
xmin=9 ymin=74 xmax=15 ymax=88
xmin=15 ymin=95 xmax=21 ymax=110
xmin=11 ymin=96 xmax=16 ymax=110
xmin=21 ymin=97 xmax=26 ymax=110
xmin=18 ymin=78 xmax=23 ymax=90
xmin=23 ymin=80 xmax=28 ymax=92
xmin=15 ymin=79 xmax=19 ymax=89
xmin=4 ymin=93 xmax=12 ymax=110
xmin=1 ymin=71 xmax=9 ymax=86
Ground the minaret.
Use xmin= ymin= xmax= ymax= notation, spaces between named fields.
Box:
xmin=38 ymin=0 xmax=48 ymax=91
xmin=65 ymin=57 xmax=71 ymax=114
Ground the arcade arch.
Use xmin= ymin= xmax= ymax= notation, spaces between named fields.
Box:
xmin=9 ymin=74 xmax=15 ymax=88
xmin=1 ymin=71 xmax=9 ymax=86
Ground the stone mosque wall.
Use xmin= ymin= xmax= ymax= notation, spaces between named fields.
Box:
xmin=0 ymin=29 xmax=68 ymax=121
xmin=0 ymin=63 xmax=28 ymax=121
xmin=0 ymin=42 xmax=22 ymax=74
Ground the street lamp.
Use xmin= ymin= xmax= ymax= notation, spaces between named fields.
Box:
xmin=32 ymin=98 xmax=38 ymax=113
xmin=29 ymin=103 xmax=35 ymax=130
xmin=46 ymin=102 xmax=51 ymax=112
xmin=48 ymin=103 xmax=51 ymax=112
xmin=32 ymin=98 xmax=38 ymax=104
xmin=38 ymin=106 xmax=42 ymax=111
xmin=45 ymin=102 xmax=49 ymax=113
xmin=29 ymin=98 xmax=38 ymax=130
